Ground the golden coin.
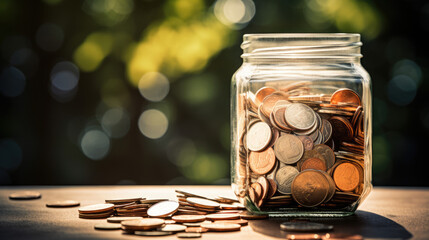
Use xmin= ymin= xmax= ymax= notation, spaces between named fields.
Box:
xmin=247 ymin=122 xmax=272 ymax=152
xmin=9 ymin=191 xmax=41 ymax=200
xmin=172 ymin=215 xmax=206 ymax=223
xmin=333 ymin=162 xmax=360 ymax=192
xmin=200 ymin=222 xmax=241 ymax=232
xmin=284 ymin=103 xmax=316 ymax=130
xmin=291 ymin=170 xmax=330 ymax=207
xmin=147 ymin=200 xmax=179 ymax=217
xmin=274 ymin=134 xmax=304 ymax=164
xmin=78 ymin=203 xmax=114 ymax=214
xmin=186 ymin=197 xmax=220 ymax=209
xmin=330 ymin=88 xmax=361 ymax=106
xmin=300 ymin=158 xmax=327 ymax=172
xmin=46 ymin=200 xmax=80 ymax=208
xmin=275 ymin=166 xmax=299 ymax=194
xmin=249 ymin=147 xmax=276 ymax=175
xmin=205 ymin=213 xmax=240 ymax=221
xmin=255 ymin=87 xmax=276 ymax=106
xmin=121 ymin=218 xmax=165 ymax=230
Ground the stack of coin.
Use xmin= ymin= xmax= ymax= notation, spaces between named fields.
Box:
xmin=235 ymin=85 xmax=366 ymax=209
xmin=76 ymin=190 xmax=268 ymax=238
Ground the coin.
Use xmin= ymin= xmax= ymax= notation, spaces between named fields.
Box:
xmin=121 ymin=218 xmax=165 ymax=230
xmin=140 ymin=199 xmax=169 ymax=204
xmin=274 ymin=134 xmax=304 ymax=164
xmin=291 ymin=170 xmax=330 ymax=207
xmin=186 ymin=197 xmax=220 ymax=209
xmin=147 ymin=200 xmax=179 ymax=217
xmin=215 ymin=219 xmax=248 ymax=226
xmin=320 ymin=119 xmax=333 ymax=143
xmin=105 ymin=197 xmax=142 ymax=204
xmin=159 ymin=224 xmax=187 ymax=232
xmin=200 ymin=222 xmax=241 ymax=232
xmin=177 ymin=232 xmax=202 ymax=238
xmin=275 ymin=166 xmax=299 ymax=194
xmin=266 ymin=178 xmax=278 ymax=199
xmin=255 ymin=87 xmax=276 ymax=106
xmin=107 ymin=216 xmax=143 ymax=223
xmin=9 ymin=191 xmax=41 ymax=200
xmin=172 ymin=215 xmax=206 ymax=223
xmin=183 ymin=221 xmax=210 ymax=227
xmin=284 ymin=103 xmax=316 ymax=130
xmin=205 ymin=213 xmax=240 ymax=221
xmin=313 ymin=144 xmax=336 ymax=169
xmin=329 ymin=116 xmax=353 ymax=141
xmin=94 ymin=223 xmax=121 ymax=230
xmin=297 ymin=135 xmax=313 ymax=151
xmin=300 ymin=158 xmax=327 ymax=172
xmin=79 ymin=211 xmax=114 ymax=219
xmin=257 ymin=176 xmax=269 ymax=202
xmin=247 ymin=122 xmax=272 ymax=152
xmin=261 ymin=91 xmax=289 ymax=117
xmin=239 ymin=211 xmax=268 ymax=219
xmin=249 ymin=147 xmax=276 ymax=175
xmin=330 ymin=88 xmax=361 ymax=106
xmin=78 ymin=203 xmax=114 ymax=214
xmin=46 ymin=200 xmax=80 ymax=208
xmin=134 ymin=231 xmax=174 ymax=236
xmin=280 ymin=221 xmax=333 ymax=232
xmin=333 ymin=162 xmax=360 ymax=192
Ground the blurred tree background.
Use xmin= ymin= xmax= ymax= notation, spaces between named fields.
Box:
xmin=0 ymin=0 xmax=428 ymax=186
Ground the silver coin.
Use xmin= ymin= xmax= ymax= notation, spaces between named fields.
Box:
xmin=247 ymin=122 xmax=272 ymax=152
xmin=280 ymin=221 xmax=333 ymax=232
xmin=275 ymin=166 xmax=299 ymax=194
xmin=177 ymin=232 xmax=202 ymax=238
xmin=94 ymin=223 xmax=121 ymax=230
xmin=284 ymin=103 xmax=316 ymax=130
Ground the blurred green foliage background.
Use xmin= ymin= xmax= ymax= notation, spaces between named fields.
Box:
xmin=0 ymin=0 xmax=428 ymax=186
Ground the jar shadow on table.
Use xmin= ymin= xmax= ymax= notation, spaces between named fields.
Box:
xmin=248 ymin=210 xmax=412 ymax=239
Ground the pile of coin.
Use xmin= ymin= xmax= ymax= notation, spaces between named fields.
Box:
xmin=235 ymin=84 xmax=365 ymax=209
xmin=76 ymin=190 xmax=267 ymax=238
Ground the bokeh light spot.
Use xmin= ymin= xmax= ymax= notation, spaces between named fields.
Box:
xmin=73 ymin=32 xmax=113 ymax=72
xmin=138 ymin=72 xmax=170 ymax=102
xmin=214 ymin=0 xmax=255 ymax=29
xmin=0 ymin=139 xmax=23 ymax=171
xmin=50 ymin=61 xmax=79 ymax=102
xmin=392 ymin=59 xmax=422 ymax=86
xmin=138 ymin=109 xmax=168 ymax=139
xmin=101 ymin=107 xmax=130 ymax=138
xmin=80 ymin=129 xmax=110 ymax=160
xmin=0 ymin=67 xmax=26 ymax=97
xmin=181 ymin=152 xmax=228 ymax=183
xmin=35 ymin=23 xmax=64 ymax=52
xmin=388 ymin=75 xmax=417 ymax=106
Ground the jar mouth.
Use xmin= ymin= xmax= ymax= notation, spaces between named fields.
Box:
xmin=241 ymin=33 xmax=362 ymax=61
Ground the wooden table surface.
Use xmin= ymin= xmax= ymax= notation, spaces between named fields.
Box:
xmin=0 ymin=186 xmax=428 ymax=239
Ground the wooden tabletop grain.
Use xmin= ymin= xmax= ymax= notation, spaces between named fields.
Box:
xmin=0 ymin=186 xmax=428 ymax=239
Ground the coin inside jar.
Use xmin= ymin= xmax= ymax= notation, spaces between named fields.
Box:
xmin=284 ymin=103 xmax=316 ymax=130
xmin=291 ymin=170 xmax=330 ymax=207
xmin=274 ymin=134 xmax=304 ymax=164
xmin=275 ymin=166 xmax=299 ymax=194
xmin=333 ymin=162 xmax=360 ymax=192
xmin=330 ymin=88 xmax=361 ymax=106
xmin=249 ymin=147 xmax=276 ymax=175
xmin=300 ymin=158 xmax=327 ymax=172
xmin=247 ymin=122 xmax=272 ymax=152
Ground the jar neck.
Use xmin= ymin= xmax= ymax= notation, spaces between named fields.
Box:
xmin=241 ymin=33 xmax=362 ymax=64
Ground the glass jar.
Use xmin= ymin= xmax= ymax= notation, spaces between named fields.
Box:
xmin=230 ymin=34 xmax=372 ymax=217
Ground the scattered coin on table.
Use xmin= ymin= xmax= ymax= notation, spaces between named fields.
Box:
xmin=147 ymin=200 xmax=179 ymax=217
xmin=177 ymin=232 xmax=202 ymax=238
xmin=94 ymin=223 xmax=121 ymax=230
xmin=46 ymin=200 xmax=80 ymax=208
xmin=9 ymin=191 xmax=41 ymax=200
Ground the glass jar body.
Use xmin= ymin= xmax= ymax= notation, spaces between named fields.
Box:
xmin=231 ymin=53 xmax=372 ymax=217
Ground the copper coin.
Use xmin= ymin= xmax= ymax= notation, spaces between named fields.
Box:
xmin=351 ymin=106 xmax=363 ymax=129
xmin=185 ymin=227 xmax=208 ymax=233
xmin=78 ymin=203 xmax=115 ymax=214
xmin=94 ymin=223 xmax=121 ymax=230
xmin=273 ymin=107 xmax=293 ymax=131
xmin=9 ymin=191 xmax=41 ymax=200
xmin=107 ymin=216 xmax=143 ymax=223
xmin=255 ymin=87 xmax=276 ymax=106
xmin=274 ymin=134 xmax=304 ymax=164
xmin=105 ymin=197 xmax=142 ymax=204
xmin=329 ymin=116 xmax=353 ymax=141
xmin=266 ymin=178 xmax=278 ymax=199
xmin=251 ymin=182 xmax=263 ymax=200
xmin=297 ymin=135 xmax=313 ymax=151
xmin=247 ymin=122 xmax=272 ymax=152
xmin=215 ymin=219 xmax=248 ymax=226
xmin=79 ymin=211 xmax=114 ymax=219
xmin=319 ymin=171 xmax=336 ymax=203
xmin=121 ymin=218 xmax=165 ymax=230
xmin=249 ymin=147 xmax=276 ymax=175
xmin=300 ymin=158 xmax=327 ymax=172
xmin=275 ymin=166 xmax=299 ymax=194
xmin=46 ymin=200 xmax=80 ymax=208
xmin=257 ymin=176 xmax=269 ymax=201
xmin=186 ymin=197 xmax=220 ymax=209
xmin=172 ymin=215 xmax=206 ymax=223
xmin=261 ymin=91 xmax=289 ymax=117
xmin=147 ymin=200 xmax=179 ymax=217
xmin=284 ymin=103 xmax=316 ymax=130
xmin=200 ymin=222 xmax=241 ymax=232
xmin=330 ymin=88 xmax=361 ymax=106
xmin=291 ymin=170 xmax=330 ymax=207
xmin=313 ymin=144 xmax=336 ymax=169
xmin=258 ymin=105 xmax=273 ymax=125
xmin=248 ymin=187 xmax=259 ymax=206
xmin=205 ymin=213 xmax=240 ymax=221
xmin=333 ymin=162 xmax=360 ymax=192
